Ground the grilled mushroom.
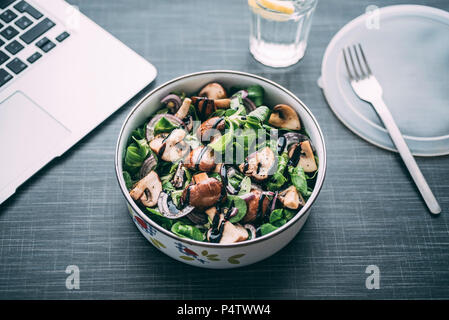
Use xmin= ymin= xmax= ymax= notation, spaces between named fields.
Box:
xmin=149 ymin=129 xmax=188 ymax=162
xmin=192 ymin=96 xmax=231 ymax=119
xmin=182 ymin=176 xmax=224 ymax=210
xmin=129 ymin=171 xmax=162 ymax=207
xmin=239 ymin=147 xmax=276 ymax=181
xmin=241 ymin=189 xmax=270 ymax=223
xmin=288 ymin=140 xmax=317 ymax=172
xmin=199 ymin=82 xmax=227 ymax=99
xmin=278 ymin=185 xmax=305 ymax=210
xmin=196 ymin=116 xmax=225 ymax=143
xmin=268 ymin=104 xmax=301 ymax=130
xmin=184 ymin=146 xmax=217 ymax=172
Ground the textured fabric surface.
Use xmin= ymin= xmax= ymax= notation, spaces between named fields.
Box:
xmin=0 ymin=0 xmax=448 ymax=299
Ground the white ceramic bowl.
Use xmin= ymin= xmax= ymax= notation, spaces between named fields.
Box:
xmin=115 ymin=70 xmax=326 ymax=269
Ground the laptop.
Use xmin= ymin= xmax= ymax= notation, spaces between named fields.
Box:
xmin=0 ymin=0 xmax=157 ymax=204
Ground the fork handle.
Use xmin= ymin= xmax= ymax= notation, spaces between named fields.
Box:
xmin=371 ymin=98 xmax=441 ymax=214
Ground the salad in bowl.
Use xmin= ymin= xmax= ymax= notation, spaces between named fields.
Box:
xmin=122 ymin=81 xmax=319 ymax=245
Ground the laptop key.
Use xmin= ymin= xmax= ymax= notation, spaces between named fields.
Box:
xmin=13 ymin=1 xmax=42 ymax=19
xmin=36 ymin=37 xmax=55 ymax=53
xmin=0 ymin=0 xmax=16 ymax=10
xmin=5 ymin=39 xmax=23 ymax=54
xmin=20 ymin=18 xmax=54 ymax=44
xmin=0 ymin=50 xmax=9 ymax=65
xmin=26 ymin=51 xmax=40 ymax=63
xmin=0 ymin=9 xmax=17 ymax=23
xmin=15 ymin=15 xmax=32 ymax=29
xmin=0 ymin=68 xmax=12 ymax=87
xmin=56 ymin=31 xmax=69 ymax=42
xmin=1 ymin=25 xmax=18 ymax=40
xmin=6 ymin=57 xmax=26 ymax=74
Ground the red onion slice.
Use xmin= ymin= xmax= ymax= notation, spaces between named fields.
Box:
xmin=161 ymin=94 xmax=182 ymax=113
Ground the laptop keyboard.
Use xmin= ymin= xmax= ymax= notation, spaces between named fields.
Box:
xmin=0 ymin=0 xmax=70 ymax=88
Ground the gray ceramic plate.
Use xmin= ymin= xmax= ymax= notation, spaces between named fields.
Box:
xmin=319 ymin=5 xmax=449 ymax=156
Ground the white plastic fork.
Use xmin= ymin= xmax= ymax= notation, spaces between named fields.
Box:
xmin=343 ymin=44 xmax=441 ymax=215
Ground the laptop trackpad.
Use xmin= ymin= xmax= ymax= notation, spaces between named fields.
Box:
xmin=0 ymin=92 xmax=71 ymax=191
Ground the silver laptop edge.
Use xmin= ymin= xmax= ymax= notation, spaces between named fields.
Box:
xmin=0 ymin=0 xmax=157 ymax=204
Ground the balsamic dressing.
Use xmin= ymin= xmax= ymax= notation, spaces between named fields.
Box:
xmin=256 ymin=193 xmax=266 ymax=222
xmin=157 ymin=143 xmax=167 ymax=157
xmin=195 ymin=146 xmax=210 ymax=170
xmin=195 ymin=97 xmax=214 ymax=120
xmin=220 ymin=165 xmax=240 ymax=196
xmin=243 ymin=161 xmax=249 ymax=173
xmin=209 ymin=211 xmax=225 ymax=243
xmin=288 ymin=143 xmax=302 ymax=167
xmin=211 ymin=117 xmax=224 ymax=130
xmin=277 ymin=136 xmax=286 ymax=154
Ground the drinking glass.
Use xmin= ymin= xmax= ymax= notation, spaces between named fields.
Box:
xmin=248 ymin=0 xmax=317 ymax=67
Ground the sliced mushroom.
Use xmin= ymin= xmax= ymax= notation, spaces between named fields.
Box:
xmin=206 ymin=213 xmax=248 ymax=244
xmin=288 ymin=140 xmax=317 ymax=172
xmin=214 ymin=99 xmax=231 ymax=109
xmin=184 ymin=146 xmax=217 ymax=172
xmin=199 ymin=82 xmax=227 ymax=99
xmin=278 ymin=185 xmax=305 ymax=210
xmin=239 ymin=147 xmax=276 ymax=181
xmin=268 ymin=104 xmax=301 ymax=130
xmin=196 ymin=116 xmax=225 ymax=143
xmin=175 ymin=97 xmax=192 ymax=119
xmin=182 ymin=177 xmax=223 ymax=210
xmin=191 ymin=96 xmax=231 ymax=119
xmin=157 ymin=192 xmax=195 ymax=219
xmin=129 ymin=171 xmax=162 ymax=207
xmin=149 ymin=128 xmax=188 ymax=162
xmin=220 ymin=221 xmax=248 ymax=244
xmin=205 ymin=206 xmax=218 ymax=221
xmin=242 ymin=189 xmax=270 ymax=223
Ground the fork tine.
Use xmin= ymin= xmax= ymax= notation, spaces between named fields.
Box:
xmin=358 ymin=43 xmax=372 ymax=76
xmin=353 ymin=45 xmax=366 ymax=79
xmin=347 ymin=46 xmax=360 ymax=80
xmin=342 ymin=48 xmax=354 ymax=80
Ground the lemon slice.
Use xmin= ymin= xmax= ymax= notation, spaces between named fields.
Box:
xmin=248 ymin=0 xmax=293 ymax=21
xmin=257 ymin=0 xmax=295 ymax=15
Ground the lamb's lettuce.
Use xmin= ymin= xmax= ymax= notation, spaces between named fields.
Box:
xmin=171 ymin=222 xmax=204 ymax=241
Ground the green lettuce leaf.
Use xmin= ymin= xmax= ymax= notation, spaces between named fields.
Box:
xmin=171 ymin=222 xmax=204 ymax=241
